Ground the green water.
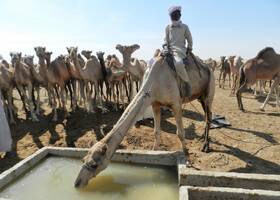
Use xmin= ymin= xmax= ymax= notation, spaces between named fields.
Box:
xmin=0 ymin=157 xmax=178 ymax=200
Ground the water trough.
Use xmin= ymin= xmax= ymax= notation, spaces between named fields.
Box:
xmin=0 ymin=147 xmax=279 ymax=199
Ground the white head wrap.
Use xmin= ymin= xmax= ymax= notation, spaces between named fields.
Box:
xmin=168 ymin=6 xmax=181 ymax=15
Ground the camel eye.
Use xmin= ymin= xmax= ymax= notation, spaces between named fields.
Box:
xmin=90 ymin=163 xmax=97 ymax=168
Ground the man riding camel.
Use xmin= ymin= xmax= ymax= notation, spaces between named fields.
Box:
xmin=162 ymin=6 xmax=193 ymax=97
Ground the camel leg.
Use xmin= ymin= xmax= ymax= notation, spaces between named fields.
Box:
xmin=260 ymin=77 xmax=280 ymax=111
xmin=152 ymin=104 xmax=161 ymax=151
xmin=34 ymin=86 xmax=40 ymax=115
xmin=222 ymin=73 xmax=226 ymax=89
xmin=119 ymin=81 xmax=125 ymax=109
xmin=112 ymin=84 xmax=118 ymax=111
xmin=236 ymin=82 xmax=249 ymax=110
xmin=50 ymin=86 xmax=58 ymax=121
xmin=129 ymin=78 xmax=134 ymax=101
xmin=200 ymin=100 xmax=211 ymax=153
xmin=26 ymin=84 xmax=38 ymax=121
xmin=16 ymin=86 xmax=27 ymax=112
xmin=61 ymin=87 xmax=70 ymax=118
xmin=218 ymin=71 xmax=222 ymax=88
xmin=228 ymin=73 xmax=231 ymax=88
xmin=172 ymin=103 xmax=187 ymax=153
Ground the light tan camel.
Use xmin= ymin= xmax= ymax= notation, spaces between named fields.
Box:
xmin=218 ymin=56 xmax=231 ymax=89
xmin=237 ymin=47 xmax=280 ymax=111
xmin=228 ymin=55 xmax=244 ymax=95
xmin=67 ymin=47 xmax=106 ymax=113
xmin=0 ymin=63 xmax=16 ymax=123
xmin=205 ymin=58 xmax=217 ymax=72
xmin=10 ymin=52 xmax=38 ymax=121
xmin=109 ymin=44 xmax=140 ymax=110
xmin=34 ymin=47 xmax=71 ymax=121
xmin=74 ymin=52 xmax=215 ymax=188
xmin=1 ymin=60 xmax=10 ymax=69
xmin=64 ymin=55 xmax=84 ymax=112
xmin=23 ymin=55 xmax=50 ymax=115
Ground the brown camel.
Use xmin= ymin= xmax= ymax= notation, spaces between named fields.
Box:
xmin=205 ymin=58 xmax=217 ymax=72
xmin=64 ymin=55 xmax=84 ymax=112
xmin=228 ymin=55 xmax=244 ymax=95
xmin=23 ymin=55 xmax=50 ymax=115
xmin=108 ymin=44 xmax=140 ymax=110
xmin=0 ymin=63 xmax=16 ymax=123
xmin=74 ymin=52 xmax=215 ymax=188
xmin=10 ymin=52 xmax=38 ymax=121
xmin=81 ymin=50 xmax=93 ymax=60
xmin=34 ymin=47 xmax=71 ymax=121
xmin=67 ymin=47 xmax=106 ymax=113
xmin=1 ymin=60 xmax=10 ymax=69
xmin=237 ymin=47 xmax=280 ymax=111
xmin=218 ymin=56 xmax=231 ymax=89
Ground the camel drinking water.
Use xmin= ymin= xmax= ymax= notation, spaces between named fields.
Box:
xmin=236 ymin=47 xmax=280 ymax=111
xmin=74 ymin=48 xmax=215 ymax=188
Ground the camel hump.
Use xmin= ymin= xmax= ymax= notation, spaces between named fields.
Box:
xmin=255 ymin=47 xmax=275 ymax=59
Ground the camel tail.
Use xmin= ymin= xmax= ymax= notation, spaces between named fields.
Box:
xmin=239 ymin=65 xmax=246 ymax=85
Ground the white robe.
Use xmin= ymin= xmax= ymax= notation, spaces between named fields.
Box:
xmin=0 ymin=90 xmax=12 ymax=152
xmin=137 ymin=67 xmax=154 ymax=121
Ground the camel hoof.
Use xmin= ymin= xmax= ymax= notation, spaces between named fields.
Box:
xmin=102 ymin=110 xmax=108 ymax=114
xmin=259 ymin=107 xmax=265 ymax=111
xmin=201 ymin=145 xmax=210 ymax=153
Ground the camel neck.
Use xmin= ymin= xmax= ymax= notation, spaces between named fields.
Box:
xmin=101 ymin=77 xmax=155 ymax=159
xmin=122 ymin=54 xmax=131 ymax=67
xmin=98 ymin=57 xmax=107 ymax=77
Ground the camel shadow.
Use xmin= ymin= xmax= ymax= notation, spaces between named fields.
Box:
xmin=211 ymin=141 xmax=280 ymax=174
xmin=64 ymin=106 xmax=122 ymax=147
xmin=224 ymin=126 xmax=277 ymax=144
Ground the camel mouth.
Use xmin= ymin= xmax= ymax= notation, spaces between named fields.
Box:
xmin=74 ymin=178 xmax=88 ymax=189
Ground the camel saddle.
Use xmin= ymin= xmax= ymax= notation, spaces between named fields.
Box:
xmin=163 ymin=52 xmax=189 ymax=71
xmin=161 ymin=52 xmax=190 ymax=97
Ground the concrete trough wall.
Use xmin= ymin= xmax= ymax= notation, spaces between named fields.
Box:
xmin=180 ymin=186 xmax=280 ymax=200
xmin=178 ymin=164 xmax=280 ymax=191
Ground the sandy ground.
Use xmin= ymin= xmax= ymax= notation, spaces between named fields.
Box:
xmin=1 ymin=70 xmax=280 ymax=174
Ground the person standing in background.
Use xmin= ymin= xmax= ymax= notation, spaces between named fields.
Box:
xmin=0 ymin=90 xmax=13 ymax=158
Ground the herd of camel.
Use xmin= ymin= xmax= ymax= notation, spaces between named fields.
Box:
xmin=0 ymin=44 xmax=146 ymax=123
xmin=0 ymin=45 xmax=280 ymax=127
xmin=1 ymin=45 xmax=280 ymax=125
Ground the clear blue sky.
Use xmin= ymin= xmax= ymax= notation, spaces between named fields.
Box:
xmin=0 ymin=0 xmax=279 ymax=62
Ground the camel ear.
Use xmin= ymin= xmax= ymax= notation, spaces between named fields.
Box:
xmin=34 ymin=47 xmax=37 ymax=51
xmin=102 ymin=143 xmax=108 ymax=155
xmin=10 ymin=52 xmax=13 ymax=57
xmin=19 ymin=52 xmax=22 ymax=57
xmin=116 ymin=44 xmax=122 ymax=49
xmin=43 ymin=47 xmax=46 ymax=51
xmin=66 ymin=47 xmax=70 ymax=53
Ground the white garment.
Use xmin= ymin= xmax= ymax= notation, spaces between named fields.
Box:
xmin=0 ymin=91 xmax=12 ymax=152
xmin=168 ymin=6 xmax=181 ymax=15
xmin=148 ymin=57 xmax=156 ymax=70
xmin=137 ymin=68 xmax=154 ymax=121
